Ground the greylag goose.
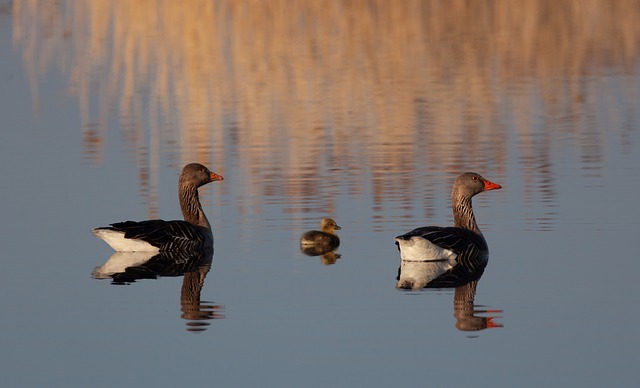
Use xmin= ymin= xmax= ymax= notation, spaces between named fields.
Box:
xmin=92 ymin=163 xmax=223 ymax=252
xmin=299 ymin=218 xmax=341 ymax=248
xmin=395 ymin=172 xmax=501 ymax=287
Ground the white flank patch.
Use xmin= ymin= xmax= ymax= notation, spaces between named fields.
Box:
xmin=92 ymin=229 xmax=160 ymax=252
xmin=395 ymin=236 xmax=458 ymax=263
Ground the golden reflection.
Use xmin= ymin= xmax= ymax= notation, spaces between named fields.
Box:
xmin=92 ymin=248 xmax=224 ymax=333
xmin=13 ymin=0 xmax=640 ymax=224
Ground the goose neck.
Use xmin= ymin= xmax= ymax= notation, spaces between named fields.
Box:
xmin=452 ymin=194 xmax=480 ymax=234
xmin=179 ymin=185 xmax=210 ymax=228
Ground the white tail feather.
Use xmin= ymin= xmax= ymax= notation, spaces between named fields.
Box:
xmin=92 ymin=229 xmax=159 ymax=252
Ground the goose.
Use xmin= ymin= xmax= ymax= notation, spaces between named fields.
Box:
xmin=92 ymin=163 xmax=223 ymax=252
xmin=299 ymin=218 xmax=341 ymax=248
xmin=395 ymin=172 xmax=501 ymax=287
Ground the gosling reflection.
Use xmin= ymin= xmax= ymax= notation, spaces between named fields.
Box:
xmin=300 ymin=218 xmax=341 ymax=265
xmin=300 ymin=246 xmax=342 ymax=265
xmin=396 ymin=260 xmax=502 ymax=332
xmin=92 ymin=248 xmax=224 ymax=332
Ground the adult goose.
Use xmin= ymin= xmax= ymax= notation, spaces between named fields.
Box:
xmin=395 ymin=172 xmax=501 ymax=287
xmin=92 ymin=163 xmax=223 ymax=252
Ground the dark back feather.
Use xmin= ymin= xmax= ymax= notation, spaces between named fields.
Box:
xmin=108 ymin=220 xmax=208 ymax=251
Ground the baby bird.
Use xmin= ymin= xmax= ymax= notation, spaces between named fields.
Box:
xmin=300 ymin=218 xmax=341 ymax=248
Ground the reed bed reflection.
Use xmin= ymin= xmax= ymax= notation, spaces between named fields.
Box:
xmin=12 ymin=0 xmax=640 ymax=227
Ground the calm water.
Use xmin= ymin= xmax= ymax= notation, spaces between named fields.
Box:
xmin=1 ymin=1 xmax=639 ymax=387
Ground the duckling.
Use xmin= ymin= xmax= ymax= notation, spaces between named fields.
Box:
xmin=299 ymin=218 xmax=341 ymax=248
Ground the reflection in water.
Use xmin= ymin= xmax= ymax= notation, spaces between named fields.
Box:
xmin=12 ymin=0 xmax=640 ymax=229
xmin=396 ymin=253 xmax=487 ymax=290
xmin=395 ymin=258 xmax=473 ymax=290
xmin=452 ymin=281 xmax=503 ymax=333
xmin=396 ymin=260 xmax=502 ymax=332
xmin=93 ymin=248 xmax=224 ymax=333
xmin=300 ymin=246 xmax=341 ymax=266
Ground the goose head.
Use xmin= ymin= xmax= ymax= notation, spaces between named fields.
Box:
xmin=452 ymin=172 xmax=501 ymax=199
xmin=180 ymin=163 xmax=224 ymax=188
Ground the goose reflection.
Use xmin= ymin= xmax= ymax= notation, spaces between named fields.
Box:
xmin=452 ymin=280 xmax=502 ymax=332
xmin=300 ymin=218 xmax=342 ymax=265
xmin=92 ymin=248 xmax=224 ymax=332
xmin=396 ymin=259 xmax=502 ymax=332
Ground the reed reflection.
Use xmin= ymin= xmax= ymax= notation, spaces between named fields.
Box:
xmin=93 ymin=248 xmax=224 ymax=333
xmin=13 ymin=0 xmax=640 ymax=229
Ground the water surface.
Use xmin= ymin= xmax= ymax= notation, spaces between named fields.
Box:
xmin=1 ymin=1 xmax=639 ymax=387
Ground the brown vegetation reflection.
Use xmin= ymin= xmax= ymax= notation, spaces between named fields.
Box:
xmin=13 ymin=0 xmax=640 ymax=227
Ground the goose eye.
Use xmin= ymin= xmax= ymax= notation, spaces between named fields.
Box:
xmin=472 ymin=176 xmax=477 ymax=181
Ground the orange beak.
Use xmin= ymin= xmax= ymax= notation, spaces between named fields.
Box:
xmin=209 ymin=172 xmax=224 ymax=182
xmin=483 ymin=179 xmax=501 ymax=191
xmin=485 ymin=317 xmax=504 ymax=329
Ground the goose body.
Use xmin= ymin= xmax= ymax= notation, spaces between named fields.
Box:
xmin=395 ymin=172 xmax=501 ymax=288
xmin=300 ymin=218 xmax=341 ymax=248
xmin=93 ymin=163 xmax=223 ymax=252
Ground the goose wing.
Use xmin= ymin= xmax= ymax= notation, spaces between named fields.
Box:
xmin=398 ymin=227 xmax=488 ymax=261
xmin=107 ymin=220 xmax=208 ymax=251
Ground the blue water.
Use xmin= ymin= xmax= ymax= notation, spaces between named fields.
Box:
xmin=1 ymin=2 xmax=639 ymax=387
